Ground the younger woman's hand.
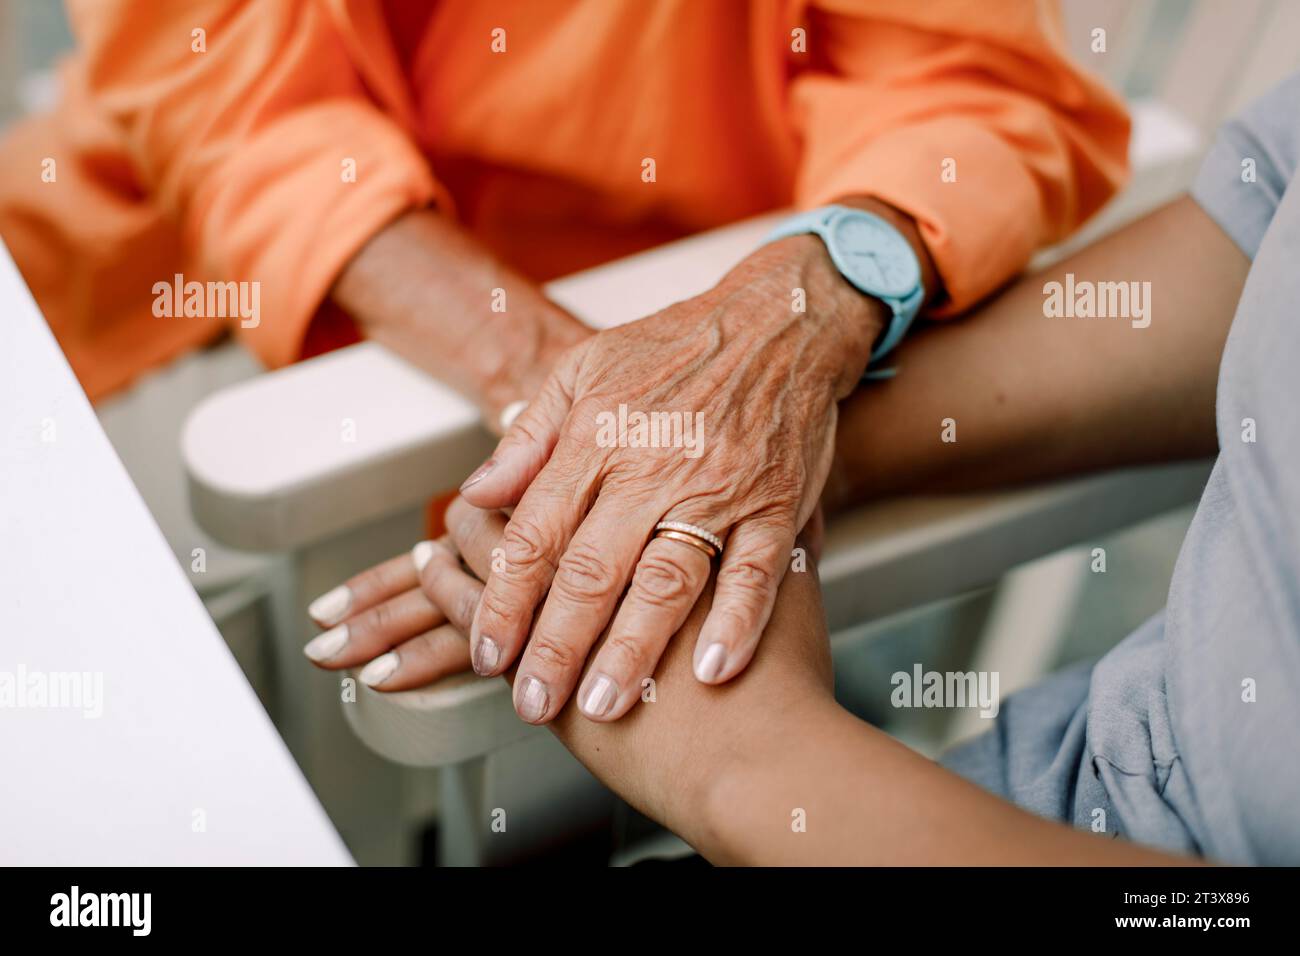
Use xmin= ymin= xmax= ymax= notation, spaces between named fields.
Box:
xmin=303 ymin=499 xmax=826 ymax=694
xmin=302 ymin=541 xmax=473 ymax=691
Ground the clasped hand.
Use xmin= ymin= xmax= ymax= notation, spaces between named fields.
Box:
xmin=307 ymin=236 xmax=878 ymax=724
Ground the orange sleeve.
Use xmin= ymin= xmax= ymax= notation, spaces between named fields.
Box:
xmin=792 ymin=0 xmax=1131 ymax=314
xmin=65 ymin=0 xmax=442 ymax=367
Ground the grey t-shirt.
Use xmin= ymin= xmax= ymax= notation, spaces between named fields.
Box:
xmin=942 ymin=73 xmax=1300 ymax=864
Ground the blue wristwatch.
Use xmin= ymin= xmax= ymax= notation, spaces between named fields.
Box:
xmin=765 ymin=205 xmax=925 ymax=369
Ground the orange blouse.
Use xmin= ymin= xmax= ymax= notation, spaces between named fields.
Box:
xmin=0 ymin=0 xmax=1128 ymax=400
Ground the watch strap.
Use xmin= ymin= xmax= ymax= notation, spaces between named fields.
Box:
xmin=764 ymin=207 xmax=839 ymax=244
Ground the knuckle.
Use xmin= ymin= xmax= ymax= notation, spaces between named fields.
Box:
xmin=529 ymin=635 xmax=581 ymax=672
xmin=602 ymin=463 xmax=666 ymax=501
xmin=599 ymin=633 xmax=650 ymax=678
xmin=633 ymin=551 xmax=695 ymax=607
xmin=501 ymin=516 xmax=552 ymax=569
xmin=366 ymin=600 xmax=397 ymax=636
xmin=718 ymin=556 xmax=777 ymax=599
xmin=475 ymin=589 xmax=515 ymax=626
xmin=554 ymin=541 xmax=618 ymax=603
xmin=567 ymin=396 xmax=607 ymax=435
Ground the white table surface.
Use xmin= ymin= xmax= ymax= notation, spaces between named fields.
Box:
xmin=0 ymin=242 xmax=351 ymax=865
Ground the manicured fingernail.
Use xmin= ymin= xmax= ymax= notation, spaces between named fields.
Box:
xmin=516 ymin=676 xmax=550 ymax=722
xmin=695 ymin=642 xmax=727 ymax=682
xmin=303 ymin=625 xmax=349 ymax=662
xmin=472 ymin=635 xmax=500 ymax=675
xmin=460 ymin=458 xmax=496 ymax=491
xmin=412 ymin=540 xmax=436 ymax=572
xmin=360 ymin=651 xmax=400 ymax=687
xmin=308 ymin=585 xmax=352 ymax=626
xmin=580 ymin=674 xmax=618 ymax=718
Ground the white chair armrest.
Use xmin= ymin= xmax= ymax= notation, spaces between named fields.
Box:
xmin=817 ymin=460 xmax=1210 ymax=631
xmin=345 ymin=672 xmax=537 ymax=768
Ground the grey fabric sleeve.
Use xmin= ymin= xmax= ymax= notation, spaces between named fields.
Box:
xmin=1191 ymin=72 xmax=1300 ymax=260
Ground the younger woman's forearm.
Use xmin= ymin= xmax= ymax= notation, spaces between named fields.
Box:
xmin=698 ymin=701 xmax=1193 ymax=866
xmin=331 ymin=209 xmax=590 ymax=416
xmin=442 ymin=499 xmax=1190 ymax=865
xmin=826 ymin=197 xmax=1249 ymax=512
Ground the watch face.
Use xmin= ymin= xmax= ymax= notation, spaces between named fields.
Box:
xmin=829 ymin=210 xmax=921 ymax=298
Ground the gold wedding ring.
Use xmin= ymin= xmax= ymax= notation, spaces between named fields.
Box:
xmin=652 ymin=520 xmax=724 ymax=559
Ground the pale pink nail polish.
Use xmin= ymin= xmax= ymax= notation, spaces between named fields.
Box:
xmin=695 ymin=643 xmax=727 ymax=683
xmin=460 ymin=458 xmax=496 ymax=491
xmin=472 ymin=635 xmax=500 ymax=675
xmin=516 ymin=676 xmax=549 ymax=722
xmin=581 ymin=674 xmax=618 ymax=718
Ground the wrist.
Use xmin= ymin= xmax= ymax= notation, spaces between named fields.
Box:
xmin=477 ymin=299 xmax=590 ymax=416
xmin=735 ymin=234 xmax=889 ymax=395
xmin=836 ymin=195 xmax=941 ymax=312
xmin=333 ymin=209 xmax=591 ymax=417
xmin=751 ymin=196 xmax=939 ymax=395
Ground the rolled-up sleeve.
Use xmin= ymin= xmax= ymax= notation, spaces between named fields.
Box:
xmin=792 ymin=0 xmax=1131 ymax=314
xmin=67 ymin=0 xmax=443 ymax=366
xmin=1191 ymin=72 xmax=1300 ymax=261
